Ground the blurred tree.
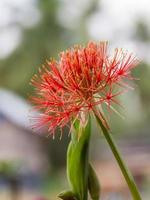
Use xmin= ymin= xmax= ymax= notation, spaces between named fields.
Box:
xmin=0 ymin=0 xmax=71 ymax=97
xmin=133 ymin=62 xmax=150 ymax=119
xmin=133 ymin=19 xmax=150 ymax=124
xmin=134 ymin=20 xmax=150 ymax=42
xmin=76 ymin=0 xmax=99 ymax=42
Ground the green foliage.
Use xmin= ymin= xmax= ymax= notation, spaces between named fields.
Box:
xmin=135 ymin=20 xmax=150 ymax=42
xmin=0 ymin=161 xmax=19 ymax=177
xmin=134 ymin=62 xmax=150 ymax=105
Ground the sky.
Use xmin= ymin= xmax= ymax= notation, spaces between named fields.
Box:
xmin=88 ymin=0 xmax=150 ymax=41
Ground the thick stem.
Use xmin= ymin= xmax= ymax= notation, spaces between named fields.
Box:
xmin=95 ymin=115 xmax=142 ymax=200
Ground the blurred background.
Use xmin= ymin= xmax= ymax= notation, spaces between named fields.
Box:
xmin=0 ymin=0 xmax=150 ymax=199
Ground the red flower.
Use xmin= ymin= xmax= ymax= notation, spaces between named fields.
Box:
xmin=31 ymin=41 xmax=139 ymax=136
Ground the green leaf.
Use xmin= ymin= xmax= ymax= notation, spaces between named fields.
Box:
xmin=88 ymin=164 xmax=100 ymax=200
xmin=58 ymin=190 xmax=77 ymax=200
xmin=67 ymin=118 xmax=91 ymax=200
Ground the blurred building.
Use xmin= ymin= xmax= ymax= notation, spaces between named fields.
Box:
xmin=0 ymin=89 xmax=49 ymax=178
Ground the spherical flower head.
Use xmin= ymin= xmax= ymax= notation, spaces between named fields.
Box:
xmin=31 ymin=41 xmax=139 ymax=137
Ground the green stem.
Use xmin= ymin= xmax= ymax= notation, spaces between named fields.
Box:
xmin=95 ymin=115 xmax=142 ymax=200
